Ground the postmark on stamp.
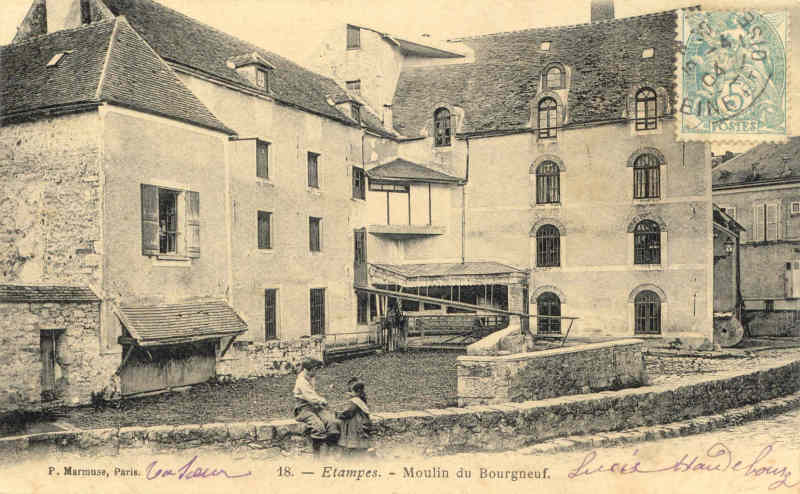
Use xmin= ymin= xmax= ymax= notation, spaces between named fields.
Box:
xmin=677 ymin=10 xmax=789 ymax=142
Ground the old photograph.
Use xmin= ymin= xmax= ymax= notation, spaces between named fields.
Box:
xmin=0 ymin=0 xmax=798 ymax=492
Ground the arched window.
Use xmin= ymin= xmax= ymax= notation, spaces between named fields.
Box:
xmin=536 ymin=161 xmax=560 ymax=204
xmin=634 ymin=220 xmax=661 ymax=265
xmin=635 ymin=88 xmax=657 ymax=130
xmin=537 ymin=292 xmax=561 ymax=334
xmin=633 ymin=153 xmax=660 ymax=199
xmin=634 ymin=290 xmax=661 ymax=334
xmin=434 ymin=108 xmax=451 ymax=147
xmin=545 ymin=65 xmax=564 ymax=90
xmin=536 ymin=225 xmax=560 ymax=267
xmin=538 ymin=98 xmax=558 ymax=139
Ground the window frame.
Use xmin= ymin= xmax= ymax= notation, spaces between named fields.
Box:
xmin=347 ymin=25 xmax=361 ymax=49
xmin=264 ymin=288 xmax=278 ymax=340
xmin=545 ymin=65 xmax=565 ymax=90
xmin=310 ymin=288 xmax=326 ymax=335
xmin=434 ymin=108 xmax=451 ymax=147
xmin=309 ymin=216 xmax=322 ymax=252
xmin=634 ymin=220 xmax=661 ymax=265
xmin=537 ymin=292 xmax=561 ymax=334
xmin=257 ymin=210 xmax=272 ymax=250
xmin=633 ymin=153 xmax=661 ymax=199
xmin=537 ymin=98 xmax=558 ymax=139
xmin=351 ymin=103 xmax=361 ymax=123
xmin=307 ymin=152 xmax=320 ymax=188
xmin=346 ymin=79 xmax=361 ymax=94
xmin=536 ymin=161 xmax=561 ymax=204
xmin=635 ymin=87 xmax=658 ymax=131
xmin=256 ymin=139 xmax=270 ymax=179
xmin=634 ymin=290 xmax=661 ymax=334
xmin=352 ymin=166 xmax=366 ymax=200
xmin=255 ymin=68 xmax=269 ymax=92
xmin=536 ymin=225 xmax=561 ymax=267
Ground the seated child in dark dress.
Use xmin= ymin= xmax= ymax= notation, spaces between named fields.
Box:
xmin=336 ymin=378 xmax=373 ymax=456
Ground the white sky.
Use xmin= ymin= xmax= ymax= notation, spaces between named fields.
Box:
xmin=3 ymin=0 xmax=799 ymax=153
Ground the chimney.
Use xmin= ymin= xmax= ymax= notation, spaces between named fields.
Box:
xmin=383 ymin=104 xmax=393 ymax=130
xmin=590 ymin=0 xmax=614 ymax=22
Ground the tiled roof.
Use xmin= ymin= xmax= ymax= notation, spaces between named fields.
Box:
xmin=368 ymin=158 xmax=461 ymax=183
xmin=1 ymin=18 xmax=233 ymax=134
xmin=713 ymin=138 xmax=800 ymax=188
xmin=0 ymin=284 xmax=99 ymax=303
xmin=371 ymin=261 xmax=525 ymax=279
xmin=101 ymin=0 xmax=387 ymax=134
xmin=392 ymin=10 xmax=680 ymax=135
xmin=117 ymin=299 xmax=247 ymax=346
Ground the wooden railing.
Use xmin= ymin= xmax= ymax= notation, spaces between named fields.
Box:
xmin=406 ymin=314 xmax=509 ymax=337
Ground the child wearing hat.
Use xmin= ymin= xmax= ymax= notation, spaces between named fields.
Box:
xmin=336 ymin=377 xmax=373 ymax=456
xmin=293 ymin=358 xmax=340 ymax=445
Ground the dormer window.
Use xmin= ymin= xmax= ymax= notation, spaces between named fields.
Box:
xmin=642 ymin=48 xmax=655 ymax=59
xmin=227 ymin=52 xmax=275 ymax=94
xmin=346 ymin=80 xmax=361 ymax=95
xmin=347 ymin=25 xmax=361 ymax=49
xmin=256 ymin=68 xmax=269 ymax=92
xmin=434 ymin=108 xmax=451 ymax=147
xmin=540 ymin=41 xmax=551 ymax=51
xmin=351 ymin=103 xmax=361 ymax=123
xmin=538 ymin=98 xmax=558 ymax=139
xmin=544 ymin=65 xmax=565 ymax=90
xmin=635 ymin=88 xmax=658 ymax=130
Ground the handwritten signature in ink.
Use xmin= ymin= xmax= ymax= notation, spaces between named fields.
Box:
xmin=145 ymin=456 xmax=252 ymax=480
xmin=568 ymin=442 xmax=798 ymax=490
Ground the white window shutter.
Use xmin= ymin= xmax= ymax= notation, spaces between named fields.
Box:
xmin=766 ymin=203 xmax=778 ymax=241
xmin=753 ymin=205 xmax=764 ymax=242
xmin=140 ymin=184 xmax=159 ymax=256
xmin=185 ymin=191 xmax=201 ymax=258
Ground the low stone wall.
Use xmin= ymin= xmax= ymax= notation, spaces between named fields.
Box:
xmin=0 ymin=301 xmax=118 ymax=414
xmin=458 ymin=339 xmax=647 ymax=406
xmin=216 ymin=336 xmax=324 ymax=379
xmin=3 ymin=358 xmax=798 ymax=461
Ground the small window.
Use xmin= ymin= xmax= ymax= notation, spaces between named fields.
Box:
xmin=635 ymin=87 xmax=658 ymax=130
xmin=265 ymin=289 xmax=278 ymax=339
xmin=256 ymin=140 xmax=269 ymax=179
xmin=540 ymin=41 xmax=551 ymax=51
xmin=537 ymin=292 xmax=561 ymax=334
xmin=538 ymin=98 xmax=558 ymax=139
xmin=634 ymin=290 xmax=661 ymax=334
xmin=634 ymin=220 xmax=661 ymax=265
xmin=347 ymin=25 xmax=361 ymax=49
xmin=47 ymin=52 xmax=68 ymax=67
xmin=256 ymin=68 xmax=269 ymax=92
xmin=642 ymin=48 xmax=655 ymax=58
xmin=434 ymin=108 xmax=451 ymax=147
xmin=308 ymin=152 xmax=319 ymax=188
xmin=309 ymin=217 xmax=322 ymax=252
xmin=352 ymin=166 xmax=366 ymax=200
xmin=351 ymin=103 xmax=361 ymax=123
xmin=346 ymin=80 xmax=361 ymax=94
xmin=141 ymin=184 xmax=200 ymax=258
xmin=357 ymin=292 xmax=369 ymax=324
xmin=369 ymin=182 xmax=409 ymax=193
xmin=258 ymin=211 xmax=271 ymax=249
xmin=310 ymin=288 xmax=326 ymax=335
xmin=545 ymin=65 xmax=564 ymax=90
xmin=720 ymin=206 xmax=737 ymax=220
xmin=158 ymin=189 xmax=180 ymax=254
xmin=792 ymin=202 xmax=800 ymax=215
xmin=536 ymin=225 xmax=561 ymax=267
xmin=633 ymin=153 xmax=660 ymax=199
xmin=536 ymin=161 xmax=560 ymax=204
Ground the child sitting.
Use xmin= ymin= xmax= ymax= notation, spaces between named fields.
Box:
xmin=336 ymin=377 xmax=373 ymax=457
xmin=293 ymin=358 xmax=340 ymax=447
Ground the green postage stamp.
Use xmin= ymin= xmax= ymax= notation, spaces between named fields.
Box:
xmin=678 ymin=10 xmax=789 ymax=142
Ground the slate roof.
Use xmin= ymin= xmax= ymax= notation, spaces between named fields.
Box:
xmin=0 ymin=284 xmax=99 ymax=303
xmin=1 ymin=18 xmax=233 ymax=134
xmin=117 ymin=299 xmax=247 ymax=346
xmin=100 ymin=0 xmax=391 ymax=136
xmin=392 ymin=9 xmax=682 ymax=135
xmin=371 ymin=261 xmax=525 ymax=279
xmin=368 ymin=158 xmax=461 ymax=183
xmin=713 ymin=138 xmax=800 ymax=188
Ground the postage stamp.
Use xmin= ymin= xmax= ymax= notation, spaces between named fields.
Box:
xmin=677 ymin=10 xmax=790 ymax=142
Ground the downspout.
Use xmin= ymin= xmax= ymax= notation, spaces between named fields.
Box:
xmin=461 ymin=137 xmax=470 ymax=263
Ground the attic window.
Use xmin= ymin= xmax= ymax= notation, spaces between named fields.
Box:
xmin=346 ymin=80 xmax=361 ymax=95
xmin=351 ymin=103 xmax=361 ymax=123
xmin=642 ymin=48 xmax=655 ymax=59
xmin=540 ymin=41 xmax=551 ymax=51
xmin=256 ymin=68 xmax=269 ymax=92
xmin=47 ymin=52 xmax=70 ymax=67
xmin=347 ymin=25 xmax=361 ymax=49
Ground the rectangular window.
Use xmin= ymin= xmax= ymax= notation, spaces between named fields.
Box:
xmin=264 ymin=289 xmax=277 ymax=339
xmin=141 ymin=185 xmax=200 ymax=258
xmin=256 ymin=69 xmax=269 ymax=92
xmin=792 ymin=202 xmax=800 ymax=215
xmin=352 ymin=167 xmax=366 ymax=199
xmin=357 ymin=292 xmax=368 ymax=324
xmin=753 ymin=203 xmax=779 ymax=242
xmin=310 ymin=288 xmax=326 ymax=335
xmin=309 ymin=217 xmax=322 ymax=251
xmin=368 ymin=182 xmax=409 ymax=193
xmin=351 ymin=104 xmax=361 ymax=123
xmin=158 ymin=189 xmax=179 ymax=254
xmin=346 ymin=80 xmax=361 ymax=94
xmin=258 ymin=211 xmax=271 ymax=249
xmin=307 ymin=152 xmax=319 ymax=188
xmin=256 ymin=140 xmax=269 ymax=179
xmin=347 ymin=25 xmax=361 ymax=49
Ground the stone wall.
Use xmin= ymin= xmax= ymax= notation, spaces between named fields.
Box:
xmin=0 ymin=301 xmax=118 ymax=414
xmin=458 ymin=339 xmax=647 ymax=406
xmin=3 ymin=358 xmax=798 ymax=461
xmin=217 ymin=336 xmax=324 ymax=378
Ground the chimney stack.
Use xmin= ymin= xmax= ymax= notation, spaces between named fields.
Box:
xmin=590 ymin=0 xmax=615 ymax=22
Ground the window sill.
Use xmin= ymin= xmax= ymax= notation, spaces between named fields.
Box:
xmin=533 ymin=202 xmax=561 ymax=209
xmin=256 ymin=178 xmax=275 ymax=187
xmin=257 ymin=248 xmax=274 ymax=253
xmin=633 ymin=264 xmax=663 ymax=271
xmin=533 ymin=265 xmax=562 ymax=271
xmin=351 ymin=197 xmax=366 ymax=204
xmin=307 ymin=187 xmax=322 ymax=196
xmin=632 ymin=197 xmax=662 ymax=204
xmin=152 ymin=256 xmax=192 ymax=267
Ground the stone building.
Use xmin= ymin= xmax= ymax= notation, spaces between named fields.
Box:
xmin=713 ymin=137 xmax=800 ymax=336
xmin=311 ymin=3 xmax=716 ymax=339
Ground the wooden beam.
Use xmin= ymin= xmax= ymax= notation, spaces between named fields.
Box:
xmin=114 ymin=344 xmax=136 ymax=376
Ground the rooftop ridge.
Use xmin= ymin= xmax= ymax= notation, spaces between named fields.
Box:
xmin=447 ymin=6 xmax=696 ymax=42
xmin=1 ymin=17 xmax=116 ymax=49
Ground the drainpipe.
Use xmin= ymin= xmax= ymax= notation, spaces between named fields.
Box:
xmin=461 ymin=137 xmax=470 ymax=263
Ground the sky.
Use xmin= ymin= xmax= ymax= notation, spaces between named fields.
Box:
xmin=3 ymin=0 xmax=799 ymax=152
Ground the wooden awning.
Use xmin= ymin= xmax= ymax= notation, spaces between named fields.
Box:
xmin=115 ymin=299 xmax=247 ymax=347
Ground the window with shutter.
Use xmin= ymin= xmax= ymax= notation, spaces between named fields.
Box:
xmin=141 ymin=184 xmax=160 ymax=256
xmin=256 ymin=140 xmax=269 ymax=179
xmin=352 ymin=167 xmax=366 ymax=199
xmin=141 ymin=184 xmax=200 ymax=259
xmin=258 ymin=211 xmax=272 ymax=249
xmin=766 ymin=203 xmax=779 ymax=241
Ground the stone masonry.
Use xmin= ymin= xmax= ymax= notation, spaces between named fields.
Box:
xmin=217 ymin=336 xmax=324 ymax=379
